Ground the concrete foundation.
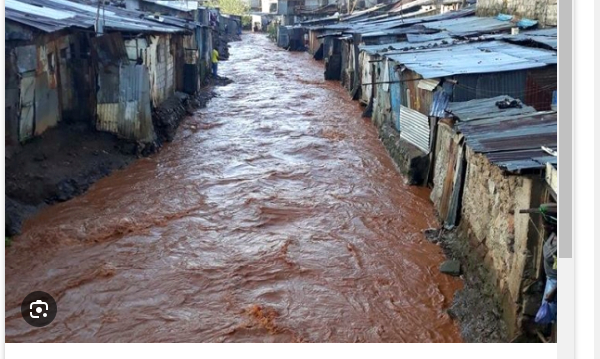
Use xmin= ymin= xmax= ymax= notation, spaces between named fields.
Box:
xmin=377 ymin=121 xmax=430 ymax=186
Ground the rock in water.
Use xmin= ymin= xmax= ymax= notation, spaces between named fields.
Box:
xmin=440 ymin=260 xmax=461 ymax=276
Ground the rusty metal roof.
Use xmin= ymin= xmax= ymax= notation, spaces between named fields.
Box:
xmin=360 ymin=38 xmax=459 ymax=54
xmin=5 ymin=0 xmax=94 ymax=32
xmin=444 ymin=96 xmax=537 ymax=121
xmin=456 ymin=111 xmax=557 ymax=172
xmin=6 ymin=0 xmax=187 ymax=34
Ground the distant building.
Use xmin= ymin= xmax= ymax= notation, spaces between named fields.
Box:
xmin=242 ymin=0 xmax=261 ymax=10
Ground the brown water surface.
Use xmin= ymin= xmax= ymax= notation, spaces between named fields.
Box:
xmin=5 ymin=34 xmax=462 ymax=342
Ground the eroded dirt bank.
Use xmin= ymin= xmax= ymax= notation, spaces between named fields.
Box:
xmin=5 ymin=87 xmax=221 ymax=237
xmin=6 ymin=34 xmax=463 ymax=343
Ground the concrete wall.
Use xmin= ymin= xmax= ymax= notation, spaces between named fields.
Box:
xmin=476 ymin=0 xmax=557 ymax=27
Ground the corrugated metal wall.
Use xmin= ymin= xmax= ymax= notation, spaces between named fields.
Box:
xmin=34 ymin=73 xmax=60 ymax=136
xmin=525 ymin=66 xmax=557 ymax=111
xmin=453 ymin=71 xmax=527 ymax=102
xmin=372 ymin=59 xmax=391 ymax=127
xmin=389 ymin=64 xmax=401 ymax=132
xmin=359 ymin=52 xmax=373 ymax=105
xmin=277 ymin=26 xmax=290 ymax=48
xmin=166 ymin=36 xmax=175 ymax=96
xmin=19 ymin=73 xmax=36 ymax=142
xmin=97 ymin=63 xmax=154 ymax=142
xmin=399 ymin=105 xmax=430 ymax=153
xmin=450 ymin=66 xmax=556 ymax=111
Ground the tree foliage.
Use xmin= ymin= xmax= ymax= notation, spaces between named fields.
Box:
xmin=204 ymin=0 xmax=249 ymax=16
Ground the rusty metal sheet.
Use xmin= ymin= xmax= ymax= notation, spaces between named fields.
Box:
xmin=96 ymin=63 xmax=154 ymax=142
xmin=34 ymin=72 xmax=60 ymax=135
xmin=15 ymin=45 xmax=37 ymax=73
xmin=96 ymin=102 xmax=121 ymax=134
xmin=457 ymin=111 xmax=557 ymax=172
xmin=445 ymin=95 xmax=537 ymax=121
xmin=446 ymin=139 xmax=465 ymax=227
xmin=19 ymin=73 xmax=36 ymax=142
xmin=91 ymin=33 xmax=130 ymax=66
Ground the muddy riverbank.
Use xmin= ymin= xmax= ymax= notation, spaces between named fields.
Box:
xmin=7 ymin=34 xmax=463 ymax=343
xmin=5 ymin=87 xmax=223 ymax=237
xmin=425 ymin=228 xmax=509 ymax=342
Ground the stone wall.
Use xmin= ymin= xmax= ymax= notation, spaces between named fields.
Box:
xmin=430 ymin=122 xmax=548 ymax=336
xmin=460 ymin=147 xmax=546 ymax=336
xmin=476 ymin=0 xmax=558 ymax=27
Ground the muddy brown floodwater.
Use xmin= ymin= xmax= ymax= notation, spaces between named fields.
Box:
xmin=5 ymin=34 xmax=463 ymax=343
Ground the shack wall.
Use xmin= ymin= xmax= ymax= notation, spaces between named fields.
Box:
xmin=371 ymin=58 xmax=391 ymax=129
xmin=430 ymin=121 xmax=457 ymax=213
xmin=5 ymin=27 xmax=81 ymax=143
xmin=147 ymin=34 xmax=175 ymax=106
xmin=459 ymin=146 xmax=545 ymax=336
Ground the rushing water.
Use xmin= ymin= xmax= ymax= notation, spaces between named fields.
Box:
xmin=5 ymin=34 xmax=462 ymax=343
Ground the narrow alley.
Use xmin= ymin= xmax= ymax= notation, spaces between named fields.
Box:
xmin=5 ymin=34 xmax=462 ymax=343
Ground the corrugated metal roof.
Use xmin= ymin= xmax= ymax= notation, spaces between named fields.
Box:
xmin=429 ymin=82 xmax=454 ymax=117
xmin=406 ymin=31 xmax=452 ymax=43
xmin=422 ymin=16 xmax=514 ymax=36
xmin=484 ymin=28 xmax=557 ymax=50
xmin=5 ymin=0 xmax=94 ymax=32
xmin=457 ymin=111 xmax=557 ymax=172
xmin=476 ymin=41 xmax=557 ymax=64
xmin=385 ymin=41 xmax=556 ymax=78
xmin=307 ymin=6 xmax=475 ymax=32
xmin=6 ymin=0 xmax=187 ymax=33
xmin=360 ymin=38 xmax=459 ymax=55
xmin=417 ymin=78 xmax=440 ymax=91
xmin=445 ymin=96 xmax=537 ymax=121
xmin=144 ymin=0 xmax=198 ymax=12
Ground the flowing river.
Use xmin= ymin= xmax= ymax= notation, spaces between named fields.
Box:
xmin=5 ymin=33 xmax=462 ymax=343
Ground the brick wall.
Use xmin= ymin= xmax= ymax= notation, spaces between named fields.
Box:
xmin=476 ymin=0 xmax=557 ymax=27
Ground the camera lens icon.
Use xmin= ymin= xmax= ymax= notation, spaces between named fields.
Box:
xmin=21 ymin=291 xmax=57 ymax=327
xmin=30 ymin=300 xmax=49 ymax=318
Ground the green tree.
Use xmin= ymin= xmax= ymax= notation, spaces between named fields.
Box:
xmin=204 ymin=0 xmax=249 ymax=16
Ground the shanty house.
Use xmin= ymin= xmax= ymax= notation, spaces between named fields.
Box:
xmin=5 ymin=0 xmax=196 ymax=144
xmin=128 ymin=0 xmax=217 ymax=87
xmin=5 ymin=0 xmax=97 ymax=144
xmin=429 ymin=97 xmax=557 ymax=337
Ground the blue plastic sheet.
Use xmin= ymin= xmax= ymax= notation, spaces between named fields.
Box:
xmin=496 ymin=14 xmax=513 ymax=21
xmin=517 ymin=18 xmax=539 ymax=28
xmin=535 ymin=277 xmax=557 ymax=324
xmin=535 ymin=302 xmax=553 ymax=324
